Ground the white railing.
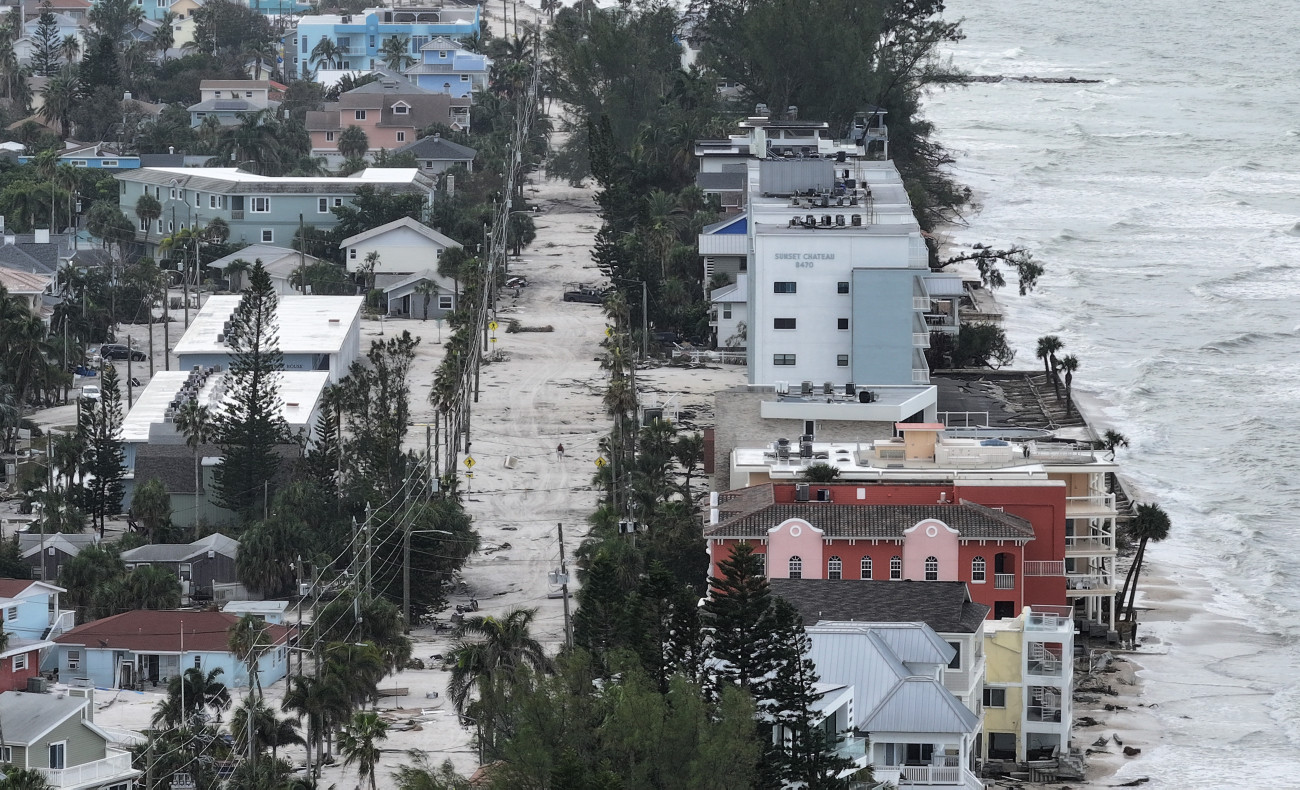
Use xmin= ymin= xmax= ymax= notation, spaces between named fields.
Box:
xmin=1065 ymin=574 xmax=1113 ymax=592
xmin=46 ymin=609 xmax=75 ymax=638
xmin=1027 ymin=658 xmax=1063 ymax=677
xmin=1065 ymin=535 xmax=1115 ymax=552
xmin=1023 ymin=561 xmax=1064 ymax=576
xmin=899 ymin=765 xmax=960 ymax=785
xmin=994 ymin=574 xmax=1015 ymax=589
xmin=912 ymin=296 xmax=929 ymax=310
xmin=913 ymin=332 xmax=930 ymax=347
xmin=1025 ymin=607 xmax=1074 ymax=631
xmin=1066 ymin=494 xmax=1116 ymax=512
xmin=36 ymin=751 xmax=134 ymax=788
xmin=912 ymin=369 xmax=930 ymax=384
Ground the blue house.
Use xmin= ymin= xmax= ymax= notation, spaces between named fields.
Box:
xmin=403 ymin=36 xmax=491 ymax=98
xmin=291 ymin=5 xmax=480 ymax=76
xmin=18 ymin=144 xmax=141 ymax=170
xmin=0 ymin=579 xmax=73 ymax=642
xmin=52 ymin=610 xmax=292 ymax=689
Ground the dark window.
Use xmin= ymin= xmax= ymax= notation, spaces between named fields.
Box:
xmin=947 ymin=641 xmax=961 ymax=670
xmin=838 ymin=318 xmax=849 ymax=330
xmin=889 ymin=556 xmax=902 ymax=580
xmin=860 ymin=557 xmax=872 ymax=579
xmin=994 ymin=601 xmax=1016 ymax=619
xmin=836 ymin=354 xmax=849 ymax=367
xmin=837 ymin=281 xmax=849 ymax=294
xmin=925 ymin=555 xmax=939 ymax=581
xmin=773 ymin=354 xmax=796 ymax=366
xmin=827 ymin=556 xmax=842 ymax=580
xmin=773 ymin=281 xmax=797 ymax=293
xmin=773 ymin=318 xmax=796 ymax=329
xmin=788 ymin=555 xmax=802 ymax=579
xmin=983 ymin=688 xmax=1007 ymax=708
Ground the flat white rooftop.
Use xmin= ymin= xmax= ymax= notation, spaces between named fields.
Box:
xmin=123 ymin=370 xmax=330 ymax=443
xmin=135 ymin=167 xmax=429 ymax=186
xmin=175 ymin=295 xmax=362 ymax=356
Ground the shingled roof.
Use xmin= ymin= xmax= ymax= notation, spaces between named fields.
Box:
xmin=770 ymin=579 xmax=991 ymax=633
xmin=54 ymin=610 xmax=289 ymax=652
xmin=706 ymin=484 xmax=1034 ymax=541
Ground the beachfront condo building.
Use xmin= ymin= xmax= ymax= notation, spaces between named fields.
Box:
xmin=710 ymin=421 xmax=1121 ymax=627
xmin=291 ymin=5 xmax=480 ymax=75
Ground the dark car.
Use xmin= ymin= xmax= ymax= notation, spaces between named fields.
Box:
xmin=652 ymin=331 xmax=681 ymax=345
xmin=562 ymin=285 xmax=607 ymax=304
xmin=100 ymin=344 xmax=147 ymax=361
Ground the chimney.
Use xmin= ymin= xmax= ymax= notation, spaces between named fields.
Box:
xmin=169 ymin=146 xmax=175 ymax=155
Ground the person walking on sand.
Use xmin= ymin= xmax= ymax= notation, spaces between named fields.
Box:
xmin=556 ymin=443 xmax=565 ymax=460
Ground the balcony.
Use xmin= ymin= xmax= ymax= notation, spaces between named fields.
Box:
xmin=912 ymin=296 xmax=929 ymax=310
xmin=36 ymin=751 xmax=137 ymax=789
xmin=1027 ymin=705 xmax=1063 ymax=723
xmin=1027 ymin=658 xmax=1064 ymax=678
xmin=1066 ymin=494 xmax=1116 ymax=516
xmin=43 ymin=609 xmax=75 ymax=639
xmin=912 ymin=369 xmax=930 ymax=384
xmin=1065 ymin=574 xmax=1114 ymax=594
xmin=1023 ymin=560 xmax=1064 ymax=577
xmin=231 ymin=210 xmax=244 ymax=220
xmin=913 ymin=332 xmax=930 ymax=348
xmin=994 ymin=574 xmax=1015 ymax=589
xmin=835 ymin=736 xmax=867 ymax=761
xmin=1025 ymin=606 xmax=1074 ymax=631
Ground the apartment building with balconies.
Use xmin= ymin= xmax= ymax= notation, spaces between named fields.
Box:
xmin=290 ymin=5 xmax=479 ymax=75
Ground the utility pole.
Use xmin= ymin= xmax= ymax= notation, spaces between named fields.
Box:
xmin=364 ymin=502 xmax=372 ymax=600
xmin=641 ymin=280 xmax=648 ymax=361
xmin=402 ymin=518 xmax=411 ymax=633
xmin=146 ymin=288 xmax=154 ymax=377
xmin=126 ymin=337 xmax=134 ymax=407
xmin=298 ymin=213 xmax=307 ymax=294
xmin=557 ymin=522 xmax=572 ymax=649
xmin=162 ymin=280 xmax=170 ymax=372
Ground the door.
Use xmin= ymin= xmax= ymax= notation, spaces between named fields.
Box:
xmin=905 ymin=743 xmax=933 ymax=765
xmin=145 ymin=654 xmax=160 ymax=684
xmin=994 ymin=601 xmax=1015 ymax=620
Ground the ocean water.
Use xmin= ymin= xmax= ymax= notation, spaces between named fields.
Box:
xmin=925 ymin=1 xmax=1300 ymax=784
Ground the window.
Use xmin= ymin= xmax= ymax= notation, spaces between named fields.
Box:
xmin=947 ymin=641 xmax=961 ymax=670
xmin=250 ymin=197 xmax=270 ymax=213
xmin=210 ymin=194 xmax=220 ymax=209
xmin=139 ymin=218 xmax=148 ymax=231
xmin=67 ymin=650 xmax=80 ymax=670
xmin=301 ymin=36 xmax=307 ymax=53
xmin=326 ymin=131 xmax=335 ymax=142
xmin=368 ymin=35 xmax=375 ymax=47
xmin=972 ymin=556 xmax=986 ymax=583
xmin=438 ymin=295 xmax=453 ymax=309
xmin=773 ymin=318 xmax=796 ymax=329
xmin=349 ymin=248 xmax=357 ymax=260
xmin=773 ymin=281 xmax=797 ymax=293
xmin=194 ymin=192 xmax=201 ymax=207
xmin=838 ymin=318 xmax=849 ymax=330
xmin=396 ymin=131 xmax=406 ymax=142
xmin=318 ymin=198 xmax=329 ymax=213
xmin=169 ymin=187 xmax=176 ymax=199
xmin=48 ymin=742 xmax=66 ymax=770
xmin=156 ymin=220 xmax=163 ymax=234
xmin=983 ymin=687 xmax=1007 ymax=708
xmin=837 ymin=281 xmax=849 ymax=294
xmin=102 ymin=160 xmax=119 ymax=168
xmin=194 ymin=656 xmax=201 ymax=669
xmin=889 ymin=555 xmax=902 ymax=580
xmin=355 ymin=110 xmax=367 ymax=121
xmin=722 ymin=305 xmax=731 ymax=319
xmin=393 ymin=104 xmax=409 ymax=114
xmin=333 ymin=198 xmax=343 ymax=207
xmin=168 ymin=220 xmax=174 ymax=232
xmin=245 ymin=91 xmax=253 ymax=98
xmin=925 ymin=555 xmax=939 ymax=581
xmin=0 ymin=745 xmax=10 ymax=763
xmin=773 ymin=354 xmax=796 ymax=366
xmin=12 ymin=653 xmax=27 ymax=671
xmin=438 ymin=49 xmax=447 ymax=58
xmin=178 ymin=562 xmax=192 ymax=580
xmin=827 ymin=555 xmax=842 ymax=580
xmin=261 ymin=229 xmax=273 ymax=243
xmin=788 ymin=555 xmax=802 ymax=579
xmin=836 ymin=354 xmax=849 ymax=367
xmin=755 ymin=552 xmax=766 ymax=577
xmin=860 ymin=556 xmax=872 ymax=579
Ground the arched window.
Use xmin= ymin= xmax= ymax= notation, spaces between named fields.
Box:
xmin=860 ymin=556 xmax=872 ymax=580
xmin=827 ymin=556 xmax=842 ymax=580
xmin=889 ymin=555 xmax=902 ymax=580
xmin=972 ymin=556 xmax=986 ymax=583
xmin=789 ymin=555 xmax=803 ymax=579
xmin=925 ymin=556 xmax=939 ymax=581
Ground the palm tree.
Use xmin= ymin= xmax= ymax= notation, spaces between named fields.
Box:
xmin=282 ymin=673 xmax=350 ymax=776
xmin=227 ymin=614 xmax=271 ymax=694
xmin=173 ymin=400 xmax=211 ymax=533
xmin=413 ymin=279 xmax=439 ymax=321
xmin=338 ymin=125 xmax=369 ymax=160
xmin=1101 ymin=429 xmax=1129 ymax=460
xmin=801 ymin=462 xmax=841 ymax=483
xmin=446 ymin=608 xmax=550 ymax=755
xmin=135 ymin=193 xmax=162 ymax=237
xmin=361 ymin=250 xmax=380 ymax=295
xmin=59 ymin=34 xmax=79 ymax=65
xmin=1118 ymin=503 xmax=1171 ymax=622
xmin=232 ymin=694 xmax=304 ymax=764
xmin=320 ymin=642 xmax=386 ymax=710
xmin=310 ymin=37 xmax=341 ymax=71
xmin=1059 ymin=354 xmax=1079 ymax=415
xmin=39 ymin=69 xmax=79 ymax=138
xmin=338 ymin=711 xmax=388 ymax=790
xmin=0 ymin=767 xmax=52 ymax=790
xmin=379 ymin=35 xmax=415 ymax=71
xmin=1035 ymin=335 xmax=1062 ymax=395
xmin=539 ymin=0 xmax=560 ymax=20
xmin=152 ymin=12 xmax=175 ymax=59
xmin=153 ymin=667 xmax=231 ymax=728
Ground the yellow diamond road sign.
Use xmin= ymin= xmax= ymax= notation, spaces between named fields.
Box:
xmin=594 ymin=457 xmax=607 ymax=468
xmin=489 ymin=321 xmax=498 ymax=331
xmin=463 ymin=456 xmax=475 ymax=469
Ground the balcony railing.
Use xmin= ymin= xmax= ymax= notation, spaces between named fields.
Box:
xmin=1027 ymin=705 xmax=1063 ymax=723
xmin=1065 ymin=534 xmax=1115 ymax=553
xmin=44 ymin=609 xmax=75 ymax=639
xmin=1025 ymin=606 xmax=1074 ymax=631
xmin=912 ymin=296 xmax=929 ymax=310
xmin=912 ymin=332 xmax=930 ymax=348
xmin=912 ymin=369 xmax=930 ymax=384
xmin=36 ymin=751 xmax=134 ymax=788
xmin=1066 ymin=494 xmax=1116 ymax=513
xmin=1065 ymin=574 xmax=1113 ymax=593
xmin=994 ymin=574 xmax=1015 ymax=589
xmin=899 ymin=765 xmax=961 ymax=785
xmin=835 ymin=736 xmax=867 ymax=760
xmin=1023 ymin=561 xmax=1064 ymax=577
xmin=942 ymin=668 xmax=973 ymax=694
xmin=231 ymin=210 xmax=244 ymax=219
xmin=924 ymin=313 xmax=955 ymax=327
xmin=1027 ymin=658 xmax=1064 ymax=677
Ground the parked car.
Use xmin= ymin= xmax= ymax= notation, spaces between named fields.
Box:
xmin=652 ymin=331 xmax=681 ymax=345
xmin=100 ymin=344 xmax=146 ymax=361
xmin=506 ymin=276 xmax=529 ymax=288
xmin=562 ymin=283 xmax=608 ymax=304
xmin=81 ymin=384 xmax=101 ymax=400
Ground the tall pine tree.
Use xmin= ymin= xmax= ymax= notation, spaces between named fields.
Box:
xmin=214 ymin=261 xmax=289 ymax=519
xmin=30 ymin=2 xmax=62 ymax=77
xmin=79 ymin=364 xmax=125 ymax=537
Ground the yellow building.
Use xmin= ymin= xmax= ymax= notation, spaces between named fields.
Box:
xmin=982 ymin=605 xmax=1075 ymax=766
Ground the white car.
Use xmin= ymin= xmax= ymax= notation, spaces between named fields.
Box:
xmin=81 ymin=384 xmax=101 ymax=400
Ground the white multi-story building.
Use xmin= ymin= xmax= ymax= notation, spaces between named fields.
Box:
xmin=983 ymin=605 xmax=1078 ymax=768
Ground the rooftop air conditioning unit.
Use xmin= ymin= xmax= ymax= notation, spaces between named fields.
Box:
xmin=820 ymin=215 xmax=832 ymax=226
xmin=816 ymin=488 xmax=831 ymax=502
xmin=801 ymin=381 xmax=813 ymax=395
xmin=789 ymin=217 xmax=801 ymax=227
xmin=822 ymin=381 xmax=834 ymax=395
xmin=795 ymin=483 xmax=810 ymax=502
xmin=836 ymin=215 xmax=846 ymax=226
xmin=775 ymin=381 xmax=789 ymax=395
xmin=805 ymin=214 xmax=816 ymax=226
xmin=846 ymin=382 xmax=856 ymax=396
xmin=852 ymin=214 xmax=863 ymax=226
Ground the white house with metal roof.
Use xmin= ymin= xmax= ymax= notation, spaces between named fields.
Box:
xmin=806 ymin=622 xmax=984 ymax=789
xmin=338 ymin=215 xmax=460 ymax=283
